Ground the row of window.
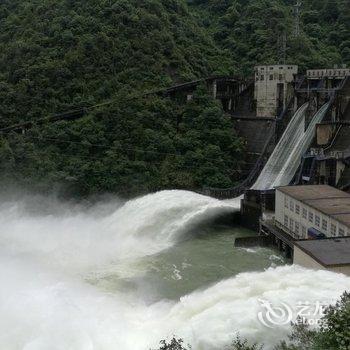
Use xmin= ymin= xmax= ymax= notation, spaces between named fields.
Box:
xmin=307 ymin=70 xmax=349 ymax=77
xmin=258 ymin=66 xmax=295 ymax=71
xmin=284 ymin=215 xmax=307 ymax=238
xmin=256 ymin=74 xmax=285 ymax=82
xmin=284 ymin=197 xmax=347 ymax=237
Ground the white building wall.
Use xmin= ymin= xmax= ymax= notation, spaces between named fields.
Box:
xmin=275 ymin=189 xmax=350 ymax=239
xmin=294 ymin=246 xmax=350 ymax=276
xmin=294 ymin=247 xmax=324 ymax=270
xmin=254 ymin=65 xmax=298 ymax=118
xmin=331 ymin=265 xmax=350 ymax=275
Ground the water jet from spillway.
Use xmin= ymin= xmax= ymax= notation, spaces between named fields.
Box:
xmin=0 ymin=191 xmax=349 ymax=350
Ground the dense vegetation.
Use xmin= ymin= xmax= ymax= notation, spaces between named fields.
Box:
xmin=0 ymin=0 xmax=349 ymax=196
xmin=189 ymin=0 xmax=350 ymax=74
xmin=153 ymin=292 xmax=350 ymax=350
xmin=0 ymin=89 xmax=244 ymax=196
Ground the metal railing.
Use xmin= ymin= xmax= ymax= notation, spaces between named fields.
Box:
xmin=274 ymin=219 xmax=300 ymax=240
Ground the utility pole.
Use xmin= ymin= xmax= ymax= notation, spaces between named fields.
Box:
xmin=293 ymin=1 xmax=302 ymax=37
xmin=277 ymin=32 xmax=287 ymax=65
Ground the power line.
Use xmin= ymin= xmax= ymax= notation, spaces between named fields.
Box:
xmin=18 ymin=133 xmax=314 ymax=167
xmin=20 ymin=134 xmax=255 ymax=166
xmin=293 ymin=1 xmax=302 ymax=37
xmin=3 ymin=135 xmax=256 ymax=177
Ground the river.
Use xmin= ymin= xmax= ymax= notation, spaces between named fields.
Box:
xmin=0 ymin=190 xmax=349 ymax=350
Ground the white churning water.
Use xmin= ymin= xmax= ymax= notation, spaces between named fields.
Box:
xmin=0 ymin=191 xmax=349 ymax=350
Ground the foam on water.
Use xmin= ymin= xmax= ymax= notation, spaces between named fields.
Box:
xmin=0 ymin=191 xmax=349 ymax=350
xmin=0 ymin=190 xmax=236 ymax=274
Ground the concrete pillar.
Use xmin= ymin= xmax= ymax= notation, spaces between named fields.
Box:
xmin=212 ymin=80 xmax=217 ymax=99
xmin=228 ymin=98 xmax=233 ymax=111
xmin=332 ymin=103 xmax=336 ymax=121
xmin=336 ymin=161 xmax=345 ymax=185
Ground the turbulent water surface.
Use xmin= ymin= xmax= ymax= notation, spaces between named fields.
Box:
xmin=0 ymin=190 xmax=349 ymax=350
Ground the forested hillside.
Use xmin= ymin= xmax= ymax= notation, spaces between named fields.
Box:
xmin=0 ymin=0 xmax=234 ymax=126
xmin=0 ymin=0 xmax=348 ymax=197
xmin=0 ymin=0 xmax=242 ymax=196
xmin=189 ymin=0 xmax=350 ymax=74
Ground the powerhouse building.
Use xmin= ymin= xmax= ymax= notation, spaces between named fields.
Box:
xmin=294 ymin=238 xmax=350 ymax=276
xmin=275 ymin=185 xmax=350 ymax=240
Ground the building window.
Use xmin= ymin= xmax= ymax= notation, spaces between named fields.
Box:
xmin=308 ymin=212 xmax=314 ymax=223
xmin=302 ymin=208 xmax=307 ymax=219
xmin=315 ymin=215 xmax=320 ymax=227
xmin=290 ymin=200 xmax=294 ymax=212
xmin=269 ymin=74 xmax=273 ymax=80
xmin=302 ymin=225 xmax=307 ymax=237
xmin=331 ymin=224 xmax=336 ymax=236
xmin=279 ymin=74 xmax=283 ymax=81
xmin=339 ymin=228 xmax=345 ymax=237
xmin=295 ymin=204 xmax=300 ymax=215
xmin=260 ymin=75 xmax=264 ymax=81
xmin=284 ymin=196 xmax=288 ymax=208
xmin=289 ymin=218 xmax=294 ymax=231
xmin=295 ymin=222 xmax=300 ymax=235
xmin=284 ymin=215 xmax=288 ymax=227
xmin=322 ymin=219 xmax=328 ymax=231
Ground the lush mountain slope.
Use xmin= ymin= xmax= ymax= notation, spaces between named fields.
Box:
xmin=0 ymin=0 xmax=243 ymax=197
xmin=188 ymin=0 xmax=350 ymax=74
xmin=0 ymin=0 xmax=348 ymax=197
xmin=0 ymin=0 xmax=235 ymax=127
